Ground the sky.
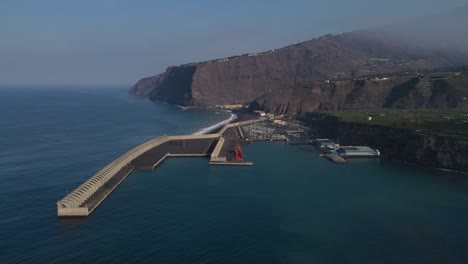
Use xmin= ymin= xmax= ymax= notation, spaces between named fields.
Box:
xmin=1 ymin=0 xmax=467 ymax=85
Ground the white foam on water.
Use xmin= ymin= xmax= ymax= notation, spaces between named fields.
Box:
xmin=192 ymin=113 xmax=238 ymax=135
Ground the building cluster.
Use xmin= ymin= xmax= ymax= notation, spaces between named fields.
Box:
xmin=253 ymin=110 xmax=286 ymax=124
xmin=215 ymin=104 xmax=248 ymax=110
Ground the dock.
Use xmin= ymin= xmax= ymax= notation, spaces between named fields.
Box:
xmin=57 ymin=120 xmax=258 ymax=217
xmin=313 ymin=138 xmax=380 ymax=164
xmin=338 ymin=146 xmax=381 ymax=158
xmin=131 ymin=137 xmax=217 ymax=171
xmin=209 ymin=126 xmax=254 ymax=166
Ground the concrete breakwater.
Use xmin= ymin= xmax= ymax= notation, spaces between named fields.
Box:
xmin=57 ymin=120 xmax=258 ymax=217
xmin=321 ymin=154 xmax=347 ymax=164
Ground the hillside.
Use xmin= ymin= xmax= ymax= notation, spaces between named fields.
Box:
xmin=252 ymin=68 xmax=468 ymax=114
xmin=130 ymin=31 xmax=468 ymax=114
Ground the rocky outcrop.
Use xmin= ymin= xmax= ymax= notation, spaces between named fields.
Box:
xmin=311 ymin=115 xmax=468 ymax=172
xmin=129 ymin=66 xmax=196 ymax=105
xmin=130 ymin=31 xmax=468 ymax=110
xmin=129 ymin=74 xmax=162 ymax=96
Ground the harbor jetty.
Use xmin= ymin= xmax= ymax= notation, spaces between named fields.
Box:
xmin=57 ymin=120 xmax=258 ymax=217
xmin=209 ymin=126 xmax=254 ymax=166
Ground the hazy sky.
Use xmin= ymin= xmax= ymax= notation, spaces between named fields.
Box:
xmin=1 ymin=0 xmax=467 ymax=85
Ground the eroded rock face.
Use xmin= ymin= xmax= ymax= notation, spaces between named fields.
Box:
xmin=336 ymin=123 xmax=468 ymax=171
xmin=129 ymin=66 xmax=196 ymax=106
xmin=130 ymin=32 xmax=468 ymax=112
xmin=310 ymin=116 xmax=468 ymax=171
xmin=251 ymin=75 xmax=468 ymax=115
xmin=128 ymin=74 xmax=161 ymax=96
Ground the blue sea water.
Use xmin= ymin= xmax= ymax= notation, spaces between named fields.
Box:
xmin=1 ymin=86 xmax=468 ymax=264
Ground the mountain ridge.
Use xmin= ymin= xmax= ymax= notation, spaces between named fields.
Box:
xmin=130 ymin=31 xmax=468 ymax=114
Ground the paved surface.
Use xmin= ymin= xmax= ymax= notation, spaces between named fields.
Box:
xmin=84 ymin=165 xmax=135 ymax=211
xmin=131 ymin=138 xmax=217 ymax=170
xmin=220 ymin=127 xmax=241 ymax=162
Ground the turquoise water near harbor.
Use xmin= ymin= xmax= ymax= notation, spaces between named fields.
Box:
xmin=1 ymin=86 xmax=468 ymax=263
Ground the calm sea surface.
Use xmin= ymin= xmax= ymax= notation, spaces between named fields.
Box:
xmin=1 ymin=86 xmax=468 ymax=264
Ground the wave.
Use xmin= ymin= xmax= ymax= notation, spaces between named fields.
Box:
xmin=192 ymin=113 xmax=238 ymax=135
xmin=434 ymin=167 xmax=468 ymax=175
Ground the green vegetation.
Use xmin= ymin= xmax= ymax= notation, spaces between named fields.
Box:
xmin=326 ymin=109 xmax=468 ymax=140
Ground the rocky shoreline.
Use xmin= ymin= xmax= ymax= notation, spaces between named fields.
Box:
xmin=307 ymin=114 xmax=468 ymax=172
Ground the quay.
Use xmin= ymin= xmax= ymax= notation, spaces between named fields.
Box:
xmin=57 ymin=120 xmax=258 ymax=217
xmin=209 ymin=125 xmax=254 ymax=166
xmin=313 ymin=138 xmax=381 ymax=164
xmin=338 ymin=146 xmax=381 ymax=158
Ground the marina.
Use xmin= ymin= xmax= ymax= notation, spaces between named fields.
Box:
xmin=57 ymin=116 xmax=382 ymax=217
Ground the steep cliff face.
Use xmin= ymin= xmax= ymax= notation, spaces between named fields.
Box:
xmin=129 ymin=66 xmax=196 ymax=105
xmin=129 ymin=74 xmax=162 ymax=96
xmin=130 ymin=31 xmax=468 ymax=109
xmin=312 ymin=117 xmax=468 ymax=171
xmin=146 ymin=66 xmax=196 ymax=106
xmin=252 ymin=74 xmax=468 ymax=115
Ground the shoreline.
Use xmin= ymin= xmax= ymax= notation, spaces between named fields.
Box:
xmin=192 ymin=113 xmax=238 ymax=135
xmin=178 ymin=105 xmax=468 ymax=174
xmin=193 ymin=110 xmax=258 ymax=135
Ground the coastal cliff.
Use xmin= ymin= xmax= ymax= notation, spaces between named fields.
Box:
xmin=311 ymin=114 xmax=468 ymax=171
xmin=252 ymin=73 xmax=468 ymax=115
xmin=130 ymin=31 xmax=468 ymax=111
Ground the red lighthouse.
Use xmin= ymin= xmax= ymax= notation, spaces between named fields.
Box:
xmin=234 ymin=144 xmax=243 ymax=161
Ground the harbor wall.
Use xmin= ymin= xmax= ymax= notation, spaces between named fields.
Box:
xmin=57 ymin=207 xmax=89 ymax=217
xmin=210 ymin=137 xmax=225 ymax=161
xmin=58 ymin=119 xmax=260 ymax=215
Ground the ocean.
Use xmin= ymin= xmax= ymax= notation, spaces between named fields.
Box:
xmin=1 ymin=86 xmax=468 ymax=264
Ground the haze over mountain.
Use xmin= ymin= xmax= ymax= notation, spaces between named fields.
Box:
xmin=1 ymin=0 xmax=468 ymax=85
xmin=370 ymin=5 xmax=468 ymax=54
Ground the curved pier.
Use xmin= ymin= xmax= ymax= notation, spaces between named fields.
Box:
xmin=57 ymin=120 xmax=258 ymax=217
